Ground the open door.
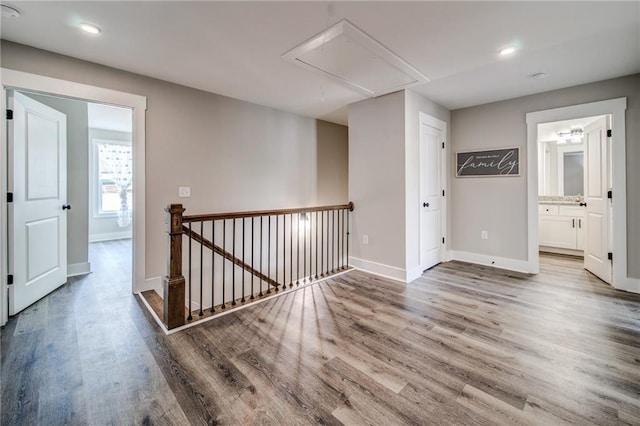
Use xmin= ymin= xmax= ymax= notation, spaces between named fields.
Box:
xmin=419 ymin=119 xmax=443 ymax=270
xmin=583 ymin=116 xmax=611 ymax=284
xmin=8 ymin=91 xmax=68 ymax=315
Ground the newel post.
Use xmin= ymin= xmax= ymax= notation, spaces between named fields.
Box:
xmin=163 ymin=203 xmax=186 ymax=329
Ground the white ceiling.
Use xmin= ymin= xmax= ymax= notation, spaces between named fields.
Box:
xmin=2 ymin=2 xmax=639 ymax=125
xmin=87 ymin=102 xmax=132 ymax=133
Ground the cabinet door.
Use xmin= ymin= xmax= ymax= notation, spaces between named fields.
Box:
xmin=539 ymin=216 xmax=577 ymax=249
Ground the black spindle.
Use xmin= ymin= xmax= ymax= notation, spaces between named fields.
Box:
xmin=303 ymin=213 xmax=307 ymax=283
xmin=188 ymin=222 xmax=193 ymax=320
xmin=259 ymin=216 xmax=263 ymax=297
xmin=241 ymin=217 xmax=245 ymax=303
xmin=211 ymin=220 xmax=215 ymax=312
xmin=296 ymin=213 xmax=300 ymax=285
xmin=290 ymin=214 xmax=293 ymax=287
xmin=320 ymin=211 xmax=324 ymax=277
xmin=222 ymin=220 xmax=226 ymax=309
xmin=315 ymin=211 xmax=319 ymax=279
xmin=275 ymin=215 xmax=279 ymax=292
xmin=251 ymin=217 xmax=255 ymax=300
xmin=199 ymin=221 xmax=204 ymax=316
xmin=232 ymin=219 xmax=236 ymax=305
xmin=267 ymin=216 xmax=271 ymax=294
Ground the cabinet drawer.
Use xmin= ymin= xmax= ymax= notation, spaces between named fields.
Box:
xmin=538 ymin=205 xmax=559 ymax=216
xmin=559 ymin=205 xmax=585 ymax=217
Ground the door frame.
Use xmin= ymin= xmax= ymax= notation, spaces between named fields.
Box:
xmin=526 ymin=97 xmax=639 ymax=293
xmin=1 ymin=68 xmax=147 ymax=325
xmin=418 ymin=112 xmax=449 ymax=272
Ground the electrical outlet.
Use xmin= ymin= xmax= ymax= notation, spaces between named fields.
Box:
xmin=363 ymin=235 xmax=369 ymax=245
xmin=178 ymin=186 xmax=191 ymax=198
xmin=481 ymin=230 xmax=488 ymax=240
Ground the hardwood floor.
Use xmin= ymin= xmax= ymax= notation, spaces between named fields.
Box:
xmin=2 ymin=246 xmax=640 ymax=425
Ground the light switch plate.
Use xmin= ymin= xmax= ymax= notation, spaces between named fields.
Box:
xmin=178 ymin=186 xmax=191 ymax=198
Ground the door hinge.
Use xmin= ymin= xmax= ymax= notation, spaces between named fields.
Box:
xmin=7 ymin=275 xmax=13 ymax=285
xmin=608 ymin=252 xmax=613 ymax=261
xmin=442 ymin=237 xmax=445 ymax=244
xmin=607 ymin=190 xmax=612 ymax=199
xmin=442 ymin=189 xmax=445 ymax=197
xmin=606 ymin=129 xmax=612 ymax=138
xmin=442 ymin=142 xmax=445 ymax=149
xmin=6 ymin=192 xmax=13 ymax=203
xmin=6 ymin=109 xmax=13 ymax=120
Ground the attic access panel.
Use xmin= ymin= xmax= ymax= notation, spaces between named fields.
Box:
xmin=283 ymin=19 xmax=429 ymax=97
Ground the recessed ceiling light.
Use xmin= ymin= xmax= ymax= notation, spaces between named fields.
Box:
xmin=80 ymin=23 xmax=101 ymax=34
xmin=499 ymin=46 xmax=516 ymax=56
xmin=1 ymin=4 xmax=22 ymax=18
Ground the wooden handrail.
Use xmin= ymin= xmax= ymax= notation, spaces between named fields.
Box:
xmin=183 ymin=202 xmax=354 ymax=223
xmin=182 ymin=225 xmax=280 ymax=288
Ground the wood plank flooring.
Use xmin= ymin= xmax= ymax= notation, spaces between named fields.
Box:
xmin=2 ymin=245 xmax=640 ymax=425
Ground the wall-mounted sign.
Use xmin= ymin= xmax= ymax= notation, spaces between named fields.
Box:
xmin=456 ymin=147 xmax=519 ymax=177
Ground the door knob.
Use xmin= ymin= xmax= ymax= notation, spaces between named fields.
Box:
xmin=423 ymin=202 xmax=430 ymax=208
xmin=62 ymin=204 xmax=71 ymax=210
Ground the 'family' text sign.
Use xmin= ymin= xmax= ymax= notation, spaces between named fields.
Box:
xmin=456 ymin=148 xmax=519 ymax=177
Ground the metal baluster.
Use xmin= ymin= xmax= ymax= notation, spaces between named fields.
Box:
xmin=275 ymin=214 xmax=279 ymax=292
xmin=290 ymin=214 xmax=293 ymax=287
xmin=332 ymin=210 xmax=335 ymax=273
xmin=222 ymin=220 xmax=226 ymax=309
xmin=303 ymin=212 xmax=307 ymax=283
xmin=320 ymin=211 xmax=324 ymax=277
xmin=315 ymin=211 xmax=319 ymax=279
xmin=232 ymin=219 xmax=236 ymax=306
xmin=211 ymin=220 xmax=215 ymax=312
xmin=199 ymin=221 xmax=204 ymax=316
xmin=251 ymin=217 xmax=255 ymax=300
xmin=259 ymin=216 xmax=263 ymax=297
xmin=327 ymin=210 xmax=331 ymax=275
xmin=241 ymin=217 xmax=245 ymax=303
xmin=267 ymin=216 xmax=271 ymax=294
xmin=296 ymin=213 xmax=300 ymax=285
xmin=346 ymin=209 xmax=349 ymax=271
xmin=342 ymin=209 xmax=346 ymax=269
xmin=188 ymin=222 xmax=193 ymax=320
xmin=282 ymin=215 xmax=286 ymax=291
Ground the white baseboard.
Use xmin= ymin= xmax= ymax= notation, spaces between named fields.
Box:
xmin=449 ymin=250 xmax=531 ymax=274
xmin=67 ymin=262 xmax=91 ymax=277
xmin=134 ymin=276 xmax=162 ymax=294
xmin=349 ymin=256 xmax=408 ymax=283
xmin=539 ymin=246 xmax=584 ymax=257
xmin=89 ymin=231 xmax=132 ymax=242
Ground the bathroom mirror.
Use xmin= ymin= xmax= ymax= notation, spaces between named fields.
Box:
xmin=538 ymin=141 xmax=584 ymax=196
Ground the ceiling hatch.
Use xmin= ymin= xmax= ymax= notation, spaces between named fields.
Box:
xmin=283 ymin=19 xmax=429 ymax=97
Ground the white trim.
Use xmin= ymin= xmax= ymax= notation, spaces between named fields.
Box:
xmin=539 ymin=247 xmax=584 ymax=257
xmin=89 ymin=232 xmax=132 ymax=243
xmin=418 ymin=112 xmax=449 ymax=270
xmin=67 ymin=262 xmax=91 ymax=277
xmin=450 ymin=250 xmax=531 ymax=274
xmin=349 ymin=256 xmax=408 ymax=283
xmin=406 ymin=265 xmax=424 ymax=282
xmin=1 ymin=68 xmax=147 ymax=325
xmin=135 ymin=276 xmax=163 ymax=294
xmin=526 ymin=97 xmax=639 ymax=293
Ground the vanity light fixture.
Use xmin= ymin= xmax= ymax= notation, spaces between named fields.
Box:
xmin=557 ymin=128 xmax=584 ymax=144
xmin=80 ymin=23 xmax=101 ymax=34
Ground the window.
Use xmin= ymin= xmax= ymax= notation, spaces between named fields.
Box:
xmin=92 ymin=139 xmax=133 ymax=224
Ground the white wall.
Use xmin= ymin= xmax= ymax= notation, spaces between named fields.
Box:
xmin=451 ymin=74 xmax=640 ymax=279
xmin=2 ymin=41 xmax=349 ymax=282
xmin=348 ymin=91 xmax=406 ymax=279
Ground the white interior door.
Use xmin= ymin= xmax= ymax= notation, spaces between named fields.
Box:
xmin=8 ymin=91 xmax=68 ymax=315
xmin=419 ymin=121 xmax=443 ymax=270
xmin=583 ymin=116 xmax=611 ymax=284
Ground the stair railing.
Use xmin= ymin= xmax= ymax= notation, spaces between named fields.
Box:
xmin=163 ymin=202 xmax=354 ymax=329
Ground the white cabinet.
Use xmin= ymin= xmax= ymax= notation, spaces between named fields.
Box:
xmin=539 ymin=204 xmax=585 ymax=252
